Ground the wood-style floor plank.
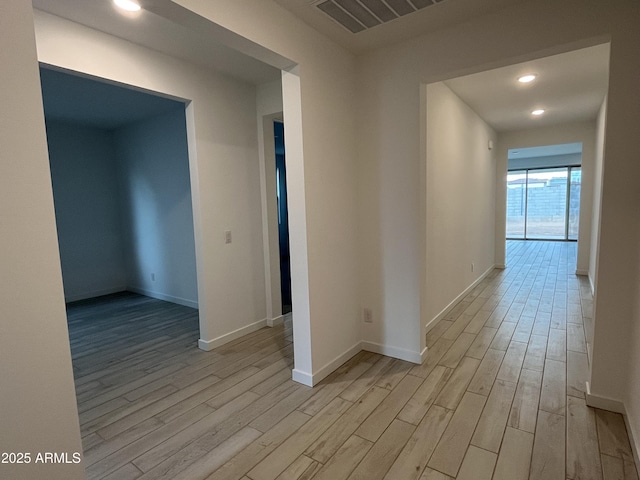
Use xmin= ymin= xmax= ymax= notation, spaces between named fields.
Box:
xmin=384 ymin=405 xmax=452 ymax=480
xmin=397 ymin=366 xmax=451 ymax=425
xmin=471 ymin=379 xmax=517 ymax=453
xmin=567 ymin=396 xmax=603 ymax=480
xmin=427 ymin=392 xmax=486 ymax=477
xmin=467 ymin=349 xmax=505 ymax=396
xmin=306 ymin=386 xmax=388 ymax=463
xmin=522 ymin=334 xmax=548 ymax=372
xmin=567 ymin=350 xmax=589 ymax=399
xmin=311 ymin=435 xmax=372 ymax=480
xmin=207 ymin=411 xmax=310 ymax=480
xmin=466 ymin=327 xmax=498 ymax=360
xmin=355 ymin=374 xmax=422 ymax=442
xmin=274 ymin=454 xmax=320 ymax=480
xmin=248 ymin=397 xmax=352 ymax=480
xmin=65 ymin=242 xmax=638 ymax=480
xmin=530 ymin=410 xmax=565 ymax=480
xmin=456 ymin=446 xmax=497 ymax=480
xmin=492 ymin=427 xmax=534 ymax=480
xmin=347 ymin=419 xmax=415 ymax=480
xmin=596 ymin=409 xmax=634 ymax=463
xmin=496 ymin=341 xmax=527 ymax=384
xmin=540 ymin=358 xmax=566 ymax=415
xmin=439 ymin=332 xmax=476 ymax=368
xmin=433 ymin=356 xmax=480 ymax=410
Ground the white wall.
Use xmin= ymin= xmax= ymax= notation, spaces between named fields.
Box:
xmin=355 ymin=0 xmax=640 ymax=447
xmin=115 ymin=108 xmax=198 ymax=308
xmin=175 ymin=0 xmax=361 ymax=384
xmin=590 ymin=11 xmax=640 ymax=455
xmin=625 ymin=229 xmax=640 ymax=464
xmin=360 ymin=81 xmax=497 ymax=360
xmin=0 ymin=3 xmax=83 ymax=479
xmin=588 ymin=98 xmax=607 ymax=292
xmin=46 ymin=110 xmax=198 ymax=308
xmin=589 ymin=3 xmax=640 ymax=417
xmin=256 ymin=79 xmax=284 ymax=325
xmin=357 ymin=50 xmax=422 ymax=363
xmin=34 ymin=11 xmax=267 ymax=351
xmin=177 ymin=0 xmax=640 ymax=397
xmin=46 ymin=120 xmax=127 ymax=301
xmin=495 ymin=122 xmax=597 ymax=273
xmin=424 ymin=82 xmax=497 ymax=330
xmin=5 ymin=0 xmax=640 ymax=475
xmin=357 ymin=0 xmax=610 ymax=367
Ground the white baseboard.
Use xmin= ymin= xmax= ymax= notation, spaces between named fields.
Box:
xmin=419 ymin=346 xmax=428 ymax=363
xmin=361 ymin=341 xmax=426 ymax=364
xmin=65 ymin=286 xmax=127 ymax=303
xmin=575 ymin=269 xmax=589 ymax=276
xmin=425 ymin=264 xmax=496 ymax=332
xmin=585 ymin=381 xmax=626 ymax=413
xmin=495 ymin=264 xmax=506 ymax=269
xmin=267 ymin=315 xmax=284 ymax=327
xmin=589 ymin=274 xmax=596 ymax=296
xmin=198 ymin=318 xmax=268 ymax=351
xmin=292 ymin=341 xmax=362 ymax=387
xmin=291 ymin=369 xmax=313 ymax=387
xmin=292 ymin=340 xmax=429 ymax=388
xmin=128 ymin=286 xmax=198 ymax=309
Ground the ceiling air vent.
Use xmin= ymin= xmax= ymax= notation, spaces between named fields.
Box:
xmin=311 ymin=0 xmax=442 ymax=33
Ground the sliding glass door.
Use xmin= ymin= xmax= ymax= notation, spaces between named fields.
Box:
xmin=506 ymin=166 xmax=581 ymax=241
xmin=506 ymin=170 xmax=526 ymax=239
xmin=526 ymin=168 xmax=567 ymax=239
xmin=568 ymin=167 xmax=582 ymax=240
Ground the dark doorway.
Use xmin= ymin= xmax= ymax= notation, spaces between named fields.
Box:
xmin=274 ymin=121 xmax=292 ymax=314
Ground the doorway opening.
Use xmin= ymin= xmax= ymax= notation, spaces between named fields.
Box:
xmin=41 ymin=65 xmax=200 ymax=335
xmin=274 ymin=121 xmax=292 ymax=314
xmin=506 ymin=143 xmax=582 ymax=241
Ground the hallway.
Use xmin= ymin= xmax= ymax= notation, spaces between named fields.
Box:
xmin=71 ymin=241 xmax=637 ymax=479
xmin=413 ymin=240 xmax=637 ymax=479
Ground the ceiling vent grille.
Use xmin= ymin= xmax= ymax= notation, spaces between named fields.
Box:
xmin=311 ymin=0 xmax=443 ymax=33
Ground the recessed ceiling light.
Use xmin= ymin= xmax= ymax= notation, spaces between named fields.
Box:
xmin=531 ymin=109 xmax=545 ymax=116
xmin=518 ymin=74 xmax=537 ymax=83
xmin=114 ymin=0 xmax=141 ymax=12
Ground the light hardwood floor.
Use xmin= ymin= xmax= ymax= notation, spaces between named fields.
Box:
xmin=69 ymin=241 xmax=638 ymax=479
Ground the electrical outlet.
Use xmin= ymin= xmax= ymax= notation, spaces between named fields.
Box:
xmin=151 ymin=272 xmax=156 ymax=282
xmin=225 ymin=230 xmax=232 ymax=244
xmin=363 ymin=308 xmax=373 ymax=324
xmin=471 ymin=262 xmax=475 ymax=272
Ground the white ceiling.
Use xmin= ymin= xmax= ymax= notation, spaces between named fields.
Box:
xmin=273 ymin=0 xmax=531 ymax=53
xmin=33 ymin=0 xmax=282 ymax=85
xmin=273 ymin=0 xmax=610 ymax=132
xmin=32 ymin=0 xmax=610 ymax=133
xmin=444 ymin=44 xmax=610 ymax=132
xmin=40 ymin=67 xmax=185 ymax=129
xmin=508 ymin=143 xmax=582 ymax=160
